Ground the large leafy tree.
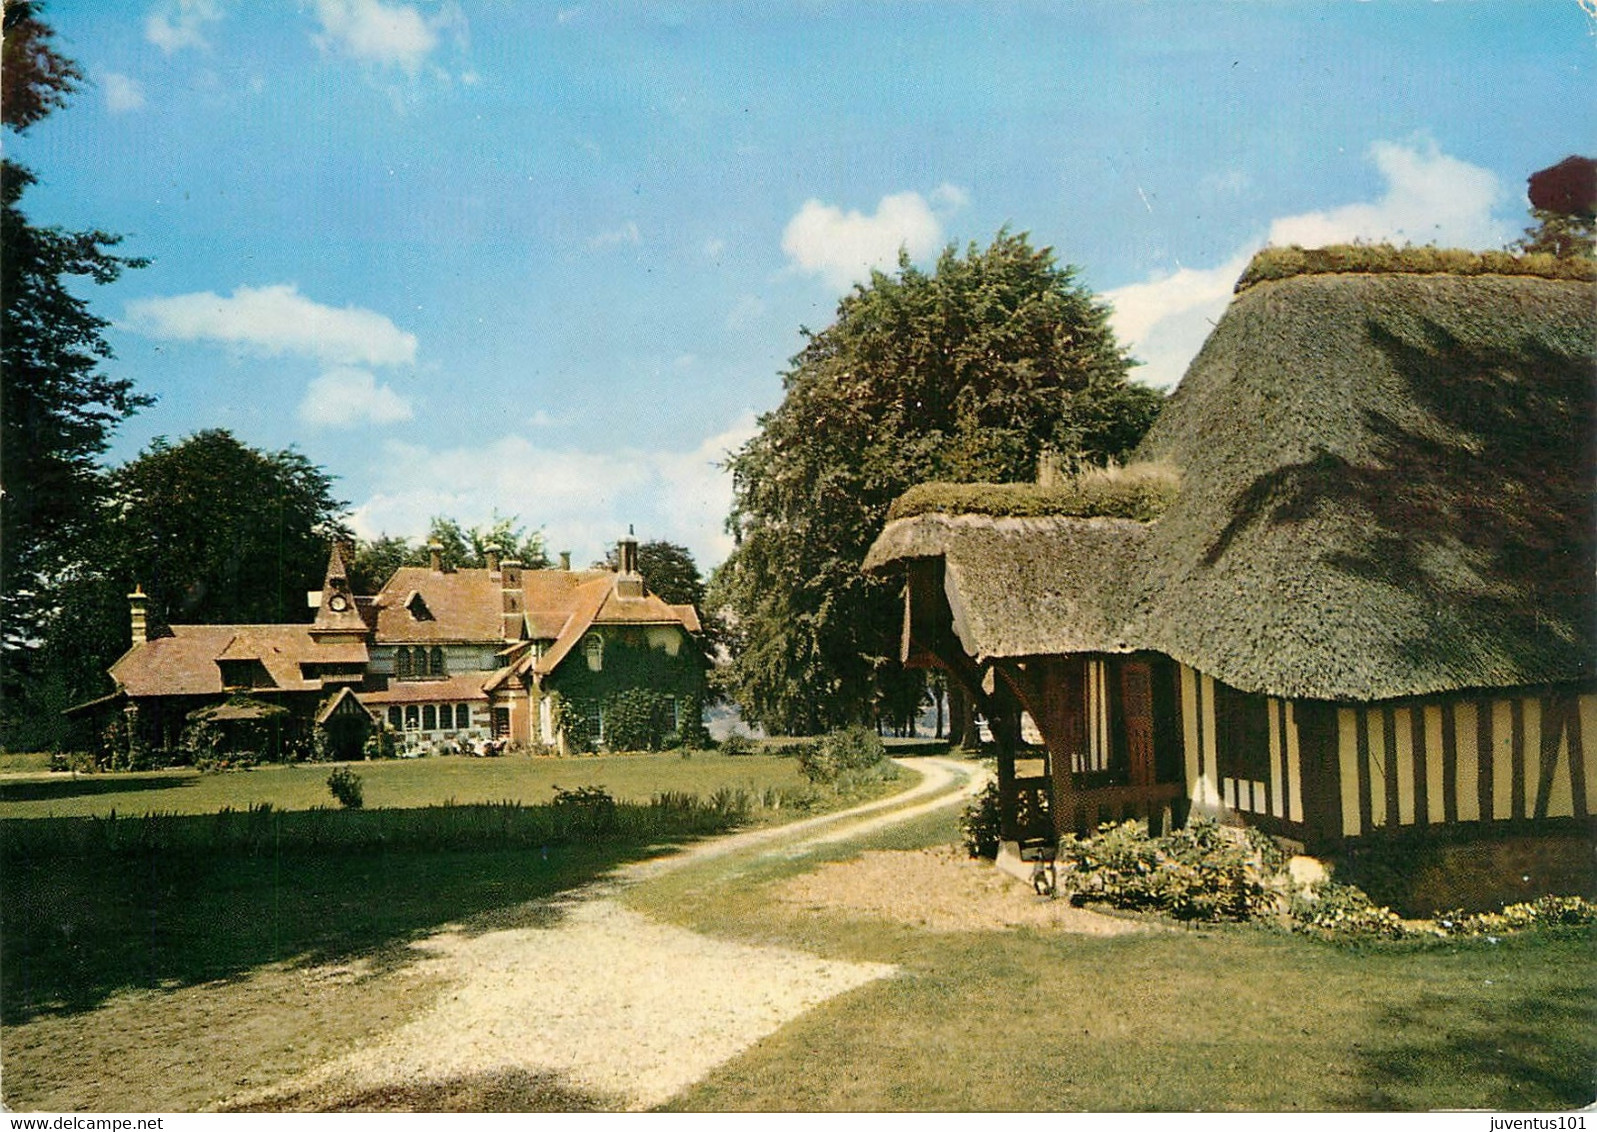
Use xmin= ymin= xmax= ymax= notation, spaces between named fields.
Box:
xmin=714 ymin=232 xmax=1163 ymax=734
xmin=108 ymin=430 xmax=350 ymax=630
xmin=2 ymin=2 xmax=151 ymax=742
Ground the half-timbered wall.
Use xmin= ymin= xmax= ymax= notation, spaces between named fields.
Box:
xmin=1175 ymin=662 xmax=1595 ymax=840
xmin=1332 ymin=693 xmax=1595 ymax=837
xmin=1178 ymin=665 xmax=1304 ymax=824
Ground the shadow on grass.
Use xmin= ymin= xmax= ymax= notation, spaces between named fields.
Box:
xmin=1 ymin=837 xmax=679 ymax=1026
xmin=0 ymin=774 xmax=197 ymax=804
xmin=227 ymin=1067 xmax=618 ymax=1113
xmin=1334 ymin=935 xmax=1597 ymax=1111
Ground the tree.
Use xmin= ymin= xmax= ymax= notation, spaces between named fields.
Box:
xmin=347 ymin=514 xmax=549 ymax=593
xmin=108 ymin=430 xmax=349 ymax=629
xmin=715 ymin=232 xmax=1163 ymax=734
xmin=1 ymin=2 xmax=150 ymax=743
xmin=1514 ymin=156 xmax=1596 ymax=259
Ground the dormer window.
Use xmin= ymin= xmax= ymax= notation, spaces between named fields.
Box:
xmin=405 ymin=592 xmax=433 ymax=621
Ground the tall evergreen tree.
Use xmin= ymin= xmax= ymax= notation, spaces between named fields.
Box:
xmin=2 ymin=2 xmax=150 ymax=742
xmin=714 ymin=232 xmax=1163 ymax=734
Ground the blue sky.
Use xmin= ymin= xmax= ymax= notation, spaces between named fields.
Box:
xmin=10 ymin=0 xmax=1594 ymax=571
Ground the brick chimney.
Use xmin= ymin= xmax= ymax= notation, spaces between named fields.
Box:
xmin=615 ymin=529 xmax=643 ymax=599
xmin=485 ymin=543 xmax=502 ymax=575
xmin=428 ymin=540 xmax=443 ymax=572
xmin=559 ymin=550 xmax=572 ymax=572
xmin=128 ymin=586 xmax=148 ymax=645
xmin=501 ymin=559 xmax=524 ymax=639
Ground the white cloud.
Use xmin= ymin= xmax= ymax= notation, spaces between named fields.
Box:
xmin=104 ymin=73 xmax=147 ymax=114
xmin=702 ymin=237 xmax=727 ymax=260
xmin=1105 ymin=140 xmax=1509 ymax=389
xmin=298 ymin=367 xmax=414 ymax=427
xmin=345 ymin=416 xmax=759 ymax=570
xmin=145 ymin=0 xmax=223 ymax=53
xmin=311 ymin=0 xmax=443 ymax=73
xmin=125 ymin=284 xmax=418 ymax=368
xmin=590 ymin=221 xmax=642 ymax=249
xmin=1267 ymin=139 xmax=1507 ymax=250
xmin=782 ymin=190 xmax=949 ymax=290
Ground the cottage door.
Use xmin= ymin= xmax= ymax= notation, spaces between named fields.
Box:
xmin=1120 ymin=661 xmax=1156 ymax=787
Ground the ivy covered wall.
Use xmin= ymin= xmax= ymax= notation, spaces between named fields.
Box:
xmin=544 ymin=626 xmax=707 ymax=751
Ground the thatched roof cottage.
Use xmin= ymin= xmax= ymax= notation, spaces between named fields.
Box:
xmin=865 ymin=247 xmax=1596 ymax=909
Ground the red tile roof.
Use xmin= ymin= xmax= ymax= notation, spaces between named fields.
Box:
xmin=359 ymin=673 xmax=492 ymax=704
xmin=110 ymin=625 xmax=367 ymax=698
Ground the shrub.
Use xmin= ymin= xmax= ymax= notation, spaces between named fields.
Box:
xmin=363 ymin=728 xmax=397 ymax=760
xmin=1060 ymin=818 xmax=1290 ymax=923
xmin=551 ymin=784 xmax=616 ymax=833
xmin=326 ymin=766 xmax=364 ymax=809
xmin=1289 ymin=880 xmax=1408 ymax=940
xmin=960 ymin=779 xmax=1003 ymax=859
xmin=718 ymin=731 xmax=756 ymax=756
xmin=796 ymin=724 xmax=886 ymax=785
xmin=1436 ymin=895 xmax=1597 ymax=937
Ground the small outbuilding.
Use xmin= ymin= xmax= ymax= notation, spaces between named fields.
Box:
xmin=865 ymin=247 xmax=1597 ymax=910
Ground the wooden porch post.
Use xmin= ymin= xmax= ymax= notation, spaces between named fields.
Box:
xmin=1049 ymin=658 xmax=1086 ymax=840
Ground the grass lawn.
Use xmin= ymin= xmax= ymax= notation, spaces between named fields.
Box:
xmin=631 ymin=807 xmax=1597 ymax=1113
xmin=0 ymin=751 xmax=813 ymax=818
xmin=0 ymin=749 xmax=911 ymax=1110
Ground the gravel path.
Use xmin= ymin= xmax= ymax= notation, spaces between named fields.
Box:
xmin=236 ymin=757 xmax=988 ymax=1112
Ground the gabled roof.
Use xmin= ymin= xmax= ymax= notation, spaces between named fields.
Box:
xmin=110 ymin=625 xmax=365 ymax=698
xmin=374 ymin=568 xmax=508 ymax=642
xmin=868 ymin=256 xmax=1596 ymax=702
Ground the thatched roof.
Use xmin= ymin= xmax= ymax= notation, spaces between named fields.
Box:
xmin=868 ymin=262 xmax=1596 ymax=702
xmin=864 ymin=513 xmax=1149 ymax=660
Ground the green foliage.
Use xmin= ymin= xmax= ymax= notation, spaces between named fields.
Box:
xmin=326 ymin=766 xmax=364 ymax=809
xmin=1436 ymin=896 xmax=1597 ymax=937
xmin=960 ymin=779 xmax=1003 ymax=859
xmin=362 ymin=727 xmax=397 ymax=760
xmin=794 ymin=724 xmax=887 ymax=785
xmin=1060 ymin=819 xmax=1290 ymax=923
xmin=887 ymin=463 xmax=1180 ymax=523
xmin=1237 ymin=243 xmax=1596 ymax=292
xmin=1 ymin=5 xmax=151 ymax=745
xmin=109 ymin=430 xmax=349 ymax=629
xmin=602 ymin=688 xmax=677 ymax=752
xmin=550 ymin=784 xmax=616 ymax=833
xmin=718 ymin=731 xmax=756 ymax=756
xmin=1515 ymin=210 xmax=1596 ymax=260
xmin=716 ymin=231 xmax=1161 ymax=734
xmin=349 ymin=514 xmax=549 ymax=591
xmin=1289 ymin=880 xmax=1409 ymax=941
xmin=546 ymin=634 xmax=706 ymax=753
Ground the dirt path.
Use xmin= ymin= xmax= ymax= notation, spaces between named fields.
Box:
xmin=234 ymin=757 xmax=989 ymax=1112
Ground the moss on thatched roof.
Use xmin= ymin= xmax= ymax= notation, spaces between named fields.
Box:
xmin=885 ymin=463 xmax=1180 ymax=524
xmin=1236 ymin=244 xmax=1596 ymax=293
xmin=867 ymin=268 xmax=1596 ymax=702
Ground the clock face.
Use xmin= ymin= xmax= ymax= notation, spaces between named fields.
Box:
xmin=328 ymin=594 xmax=349 ymax=612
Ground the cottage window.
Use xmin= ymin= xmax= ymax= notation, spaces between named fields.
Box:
xmin=395 ymin=648 xmax=412 ymax=679
xmin=405 ymin=705 xmax=419 ymax=730
xmin=388 ymin=706 xmax=402 ymax=730
xmin=582 ymin=634 xmax=604 ymax=672
xmin=457 ymin=703 xmax=472 ymax=729
xmin=431 ymin=646 xmax=446 ymax=677
xmin=423 ymin=704 xmax=438 ymax=731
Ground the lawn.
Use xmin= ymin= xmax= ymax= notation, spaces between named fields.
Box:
xmin=0 ymin=750 xmax=814 ymax=818
xmin=631 ymin=807 xmax=1597 ymax=1113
